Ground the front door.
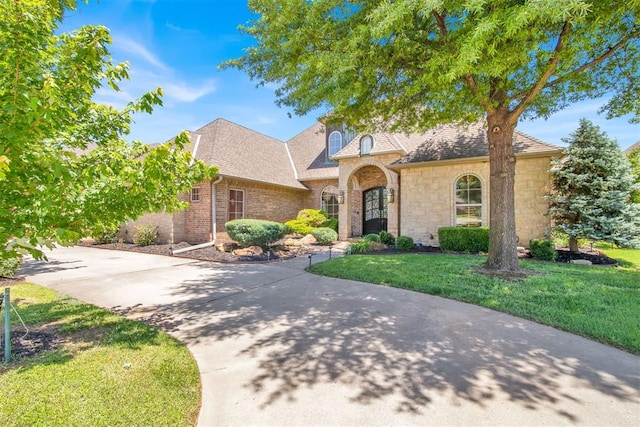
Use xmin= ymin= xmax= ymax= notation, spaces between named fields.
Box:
xmin=363 ymin=187 xmax=388 ymax=235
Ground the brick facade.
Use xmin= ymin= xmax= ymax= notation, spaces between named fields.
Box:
xmin=119 ymin=211 xmax=176 ymax=244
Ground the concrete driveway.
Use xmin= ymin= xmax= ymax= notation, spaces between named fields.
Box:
xmin=22 ymin=246 xmax=640 ymax=426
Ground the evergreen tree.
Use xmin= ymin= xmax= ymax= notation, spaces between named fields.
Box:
xmin=547 ymin=119 xmax=640 ymax=252
xmin=628 ymin=147 xmax=640 ymax=203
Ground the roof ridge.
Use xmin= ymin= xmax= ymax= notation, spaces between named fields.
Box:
xmin=514 ymin=128 xmax=562 ymax=149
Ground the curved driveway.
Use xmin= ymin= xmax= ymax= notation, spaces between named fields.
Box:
xmin=23 ymin=246 xmax=640 ymax=426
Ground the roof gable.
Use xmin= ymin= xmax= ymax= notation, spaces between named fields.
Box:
xmin=191 ymin=118 xmax=307 ymax=190
xmin=625 ymin=140 xmax=640 ymax=154
xmin=286 ymin=122 xmax=339 ymax=181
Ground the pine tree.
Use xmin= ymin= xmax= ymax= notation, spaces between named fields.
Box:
xmin=547 ymin=119 xmax=640 ymax=252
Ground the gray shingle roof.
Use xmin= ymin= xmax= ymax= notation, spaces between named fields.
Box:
xmin=285 ymin=122 xmax=339 ymax=181
xmin=625 ymin=141 xmax=640 ymax=153
xmin=391 ymin=121 xmax=562 ymax=167
xmin=191 ymin=118 xmax=307 ymax=190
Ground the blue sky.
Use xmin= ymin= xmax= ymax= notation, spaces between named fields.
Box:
xmin=61 ymin=0 xmax=639 ymax=150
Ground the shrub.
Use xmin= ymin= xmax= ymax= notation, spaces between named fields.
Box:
xmin=321 ymin=217 xmax=338 ymax=232
xmin=133 ymin=225 xmax=158 ymax=246
xmin=284 ymin=219 xmax=315 ymax=235
xmin=529 ymin=239 xmax=557 ymax=261
xmin=311 ymin=227 xmax=338 ymax=245
xmin=396 ymin=235 xmax=414 ymax=251
xmin=92 ymin=224 xmax=119 ymax=244
xmin=0 ymin=258 xmax=22 ymax=277
xmin=348 ymin=239 xmax=372 ymax=254
xmin=364 ymin=233 xmax=381 ymax=243
xmin=285 ymin=209 xmax=328 ymax=235
xmin=225 ymin=219 xmax=288 ymax=248
xmin=438 ymin=227 xmax=489 ymax=253
xmin=378 ymin=230 xmax=396 ymax=245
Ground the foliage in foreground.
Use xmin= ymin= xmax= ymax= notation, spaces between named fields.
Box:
xmin=0 ymin=284 xmax=200 ymax=426
xmin=225 ymin=219 xmax=288 ymax=248
xmin=309 ymin=253 xmax=640 ymax=354
xmin=0 ymin=0 xmax=217 ymax=261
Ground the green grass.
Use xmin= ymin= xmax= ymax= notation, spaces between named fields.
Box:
xmin=597 ymin=244 xmax=640 ymax=270
xmin=309 ymin=252 xmax=640 ymax=354
xmin=0 ymin=284 xmax=200 ymax=427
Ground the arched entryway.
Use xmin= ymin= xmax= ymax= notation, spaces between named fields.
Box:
xmin=363 ymin=186 xmax=387 ymax=235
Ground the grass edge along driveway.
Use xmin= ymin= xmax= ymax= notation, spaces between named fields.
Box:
xmin=308 ymin=251 xmax=640 ymax=354
xmin=0 ymin=284 xmax=200 ymax=427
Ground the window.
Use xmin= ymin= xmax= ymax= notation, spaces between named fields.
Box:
xmin=229 ymin=189 xmax=244 ymax=220
xmin=455 ymin=175 xmax=482 ymax=227
xmin=190 ymin=187 xmax=200 ymax=202
xmin=360 ymin=135 xmax=374 ymax=155
xmin=328 ymin=131 xmax=342 ymax=158
xmin=321 ymin=187 xmax=339 ymax=219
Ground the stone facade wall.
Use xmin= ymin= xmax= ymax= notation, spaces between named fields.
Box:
xmin=119 ymin=211 xmax=175 ymax=244
xmin=399 ymin=156 xmax=553 ymax=247
xmin=301 ymin=179 xmax=339 ymax=211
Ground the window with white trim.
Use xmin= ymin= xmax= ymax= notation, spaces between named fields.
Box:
xmin=190 ymin=187 xmax=200 ymax=202
xmin=360 ymin=135 xmax=374 ymax=155
xmin=229 ymin=189 xmax=244 ymax=220
xmin=321 ymin=187 xmax=339 ymax=219
xmin=328 ymin=131 xmax=343 ymax=158
xmin=455 ymin=175 xmax=482 ymax=227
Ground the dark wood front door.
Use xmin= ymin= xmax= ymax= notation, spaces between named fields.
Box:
xmin=363 ymin=187 xmax=388 ymax=235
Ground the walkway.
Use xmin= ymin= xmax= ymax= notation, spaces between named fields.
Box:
xmin=22 ymin=246 xmax=640 ymax=426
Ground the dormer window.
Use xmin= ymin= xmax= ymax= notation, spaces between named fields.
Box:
xmin=328 ymin=131 xmax=342 ymax=158
xmin=360 ymin=135 xmax=374 ymax=155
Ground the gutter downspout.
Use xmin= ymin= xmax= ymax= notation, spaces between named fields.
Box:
xmin=172 ymin=176 xmax=223 ymax=255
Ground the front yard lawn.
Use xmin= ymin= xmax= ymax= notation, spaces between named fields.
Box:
xmin=308 ymin=252 xmax=640 ymax=354
xmin=0 ymin=284 xmax=200 ymax=427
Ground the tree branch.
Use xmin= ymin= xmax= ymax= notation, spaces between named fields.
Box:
xmin=511 ymin=20 xmax=572 ymax=118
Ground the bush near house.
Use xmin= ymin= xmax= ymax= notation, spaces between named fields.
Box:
xmin=530 ymin=239 xmax=557 ymax=261
xmin=364 ymin=233 xmax=381 ymax=243
xmin=378 ymin=230 xmax=396 ymax=245
xmin=311 ymin=227 xmax=338 ymax=245
xmin=348 ymin=239 xmax=372 ymax=254
xmin=226 ymin=219 xmax=288 ymax=248
xmin=133 ymin=224 xmax=158 ymax=246
xmin=91 ymin=224 xmax=119 ymax=244
xmin=322 ymin=217 xmax=338 ymax=232
xmin=439 ymin=227 xmax=489 ymax=253
xmin=285 ymin=209 xmax=330 ymax=235
xmin=396 ymin=235 xmax=414 ymax=251
xmin=0 ymin=258 xmax=21 ymax=277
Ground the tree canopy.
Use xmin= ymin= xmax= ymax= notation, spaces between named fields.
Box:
xmin=0 ymin=0 xmax=217 ymax=260
xmin=229 ymin=0 xmax=640 ymax=272
xmin=547 ymin=119 xmax=639 ymax=251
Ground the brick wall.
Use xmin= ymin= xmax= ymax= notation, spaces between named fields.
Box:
xmin=399 ymin=156 xmax=553 ymax=247
xmin=184 ymin=180 xmax=214 ymax=243
xmin=302 ymin=179 xmax=339 ymax=210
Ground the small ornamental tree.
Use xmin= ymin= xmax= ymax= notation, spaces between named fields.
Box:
xmin=0 ymin=0 xmax=217 ymax=260
xmin=628 ymin=147 xmax=640 ymax=203
xmin=547 ymin=119 xmax=640 ymax=252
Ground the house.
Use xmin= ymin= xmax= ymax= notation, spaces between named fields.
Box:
xmin=121 ymin=118 xmax=562 ymax=247
xmin=625 ymin=141 xmax=640 ymax=154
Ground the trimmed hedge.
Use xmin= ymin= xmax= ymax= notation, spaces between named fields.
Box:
xmin=438 ymin=227 xmax=489 ymax=253
xmin=284 ymin=219 xmax=314 ymax=235
xmin=311 ymin=227 xmax=338 ymax=245
xmin=396 ymin=235 xmax=414 ymax=251
xmin=226 ymin=219 xmax=288 ymax=248
xmin=530 ymin=239 xmax=557 ymax=261
xmin=364 ymin=233 xmax=381 ymax=243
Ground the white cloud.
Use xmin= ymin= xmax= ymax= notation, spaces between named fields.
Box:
xmin=164 ymin=79 xmax=217 ymax=102
xmin=113 ymin=35 xmax=170 ymax=72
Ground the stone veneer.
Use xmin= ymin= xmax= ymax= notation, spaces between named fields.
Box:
xmin=399 ymin=155 xmax=554 ymax=247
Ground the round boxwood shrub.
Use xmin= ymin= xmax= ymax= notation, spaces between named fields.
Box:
xmin=529 ymin=239 xmax=557 ymax=261
xmin=311 ymin=227 xmax=338 ymax=245
xmin=396 ymin=235 xmax=414 ymax=251
xmin=364 ymin=233 xmax=381 ymax=243
xmin=226 ymin=219 xmax=288 ymax=248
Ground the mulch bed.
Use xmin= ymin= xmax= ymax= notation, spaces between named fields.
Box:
xmin=553 ymin=248 xmax=618 ymax=265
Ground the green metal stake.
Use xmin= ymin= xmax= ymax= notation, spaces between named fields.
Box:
xmin=4 ymin=288 xmax=9 ymax=363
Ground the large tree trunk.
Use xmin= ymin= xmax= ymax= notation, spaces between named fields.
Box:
xmin=485 ymin=109 xmax=520 ymax=273
xmin=568 ymin=236 xmax=580 ymax=253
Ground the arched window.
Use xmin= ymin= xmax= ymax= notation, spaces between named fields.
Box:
xmin=321 ymin=187 xmax=339 ymax=219
xmin=360 ymin=135 xmax=374 ymax=155
xmin=328 ymin=131 xmax=342 ymax=158
xmin=455 ymin=175 xmax=482 ymax=227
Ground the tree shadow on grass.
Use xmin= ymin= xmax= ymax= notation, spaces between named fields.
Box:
xmin=118 ymin=264 xmax=640 ymax=422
